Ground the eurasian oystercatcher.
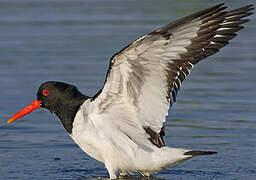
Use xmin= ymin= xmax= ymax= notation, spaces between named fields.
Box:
xmin=8 ymin=3 xmax=253 ymax=179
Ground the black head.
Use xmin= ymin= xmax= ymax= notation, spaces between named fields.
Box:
xmin=8 ymin=81 xmax=88 ymax=134
xmin=37 ymin=81 xmax=88 ymax=133
xmin=37 ymin=81 xmax=86 ymax=113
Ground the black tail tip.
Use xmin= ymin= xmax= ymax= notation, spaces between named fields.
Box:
xmin=184 ymin=150 xmax=217 ymax=156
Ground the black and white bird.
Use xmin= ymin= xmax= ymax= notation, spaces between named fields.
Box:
xmin=8 ymin=3 xmax=253 ymax=179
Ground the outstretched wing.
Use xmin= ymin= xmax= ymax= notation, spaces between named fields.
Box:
xmin=91 ymin=4 xmax=253 ymax=138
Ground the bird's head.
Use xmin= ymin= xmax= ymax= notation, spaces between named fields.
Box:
xmin=7 ymin=81 xmax=87 ymax=125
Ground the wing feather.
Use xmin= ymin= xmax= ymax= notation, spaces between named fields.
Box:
xmin=91 ymin=4 xmax=253 ymax=146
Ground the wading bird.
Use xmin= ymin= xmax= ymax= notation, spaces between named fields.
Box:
xmin=8 ymin=3 xmax=253 ymax=179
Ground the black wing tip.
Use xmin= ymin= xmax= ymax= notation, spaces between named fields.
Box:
xmin=239 ymin=4 xmax=254 ymax=10
xmin=200 ymin=3 xmax=226 ymax=15
xmin=229 ymin=4 xmax=255 ymax=13
xmin=247 ymin=12 xmax=254 ymax=17
xmin=207 ymin=3 xmax=225 ymax=10
xmin=214 ymin=3 xmax=254 ymax=16
xmin=215 ymin=3 xmax=225 ymax=8
xmin=246 ymin=4 xmax=255 ymax=10
xmin=184 ymin=150 xmax=217 ymax=156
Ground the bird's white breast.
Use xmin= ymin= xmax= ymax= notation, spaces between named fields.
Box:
xmin=69 ymin=100 xmax=191 ymax=175
xmin=70 ymin=100 xmax=105 ymax=163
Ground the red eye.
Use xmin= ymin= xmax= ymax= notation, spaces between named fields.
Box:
xmin=43 ymin=89 xmax=50 ymax=96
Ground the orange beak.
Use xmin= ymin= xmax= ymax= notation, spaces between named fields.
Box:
xmin=7 ymin=99 xmax=41 ymax=123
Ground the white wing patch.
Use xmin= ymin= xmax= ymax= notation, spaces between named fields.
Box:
xmin=90 ymin=4 xmax=253 ymax=147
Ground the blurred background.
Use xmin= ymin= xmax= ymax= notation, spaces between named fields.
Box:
xmin=0 ymin=0 xmax=255 ymax=179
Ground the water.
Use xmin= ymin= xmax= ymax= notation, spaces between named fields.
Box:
xmin=0 ymin=0 xmax=255 ymax=179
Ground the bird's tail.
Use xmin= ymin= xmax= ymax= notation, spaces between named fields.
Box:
xmin=184 ymin=150 xmax=217 ymax=156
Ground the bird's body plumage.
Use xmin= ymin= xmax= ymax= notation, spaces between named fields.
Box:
xmin=71 ymin=99 xmax=191 ymax=177
xmin=8 ymin=3 xmax=253 ymax=179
